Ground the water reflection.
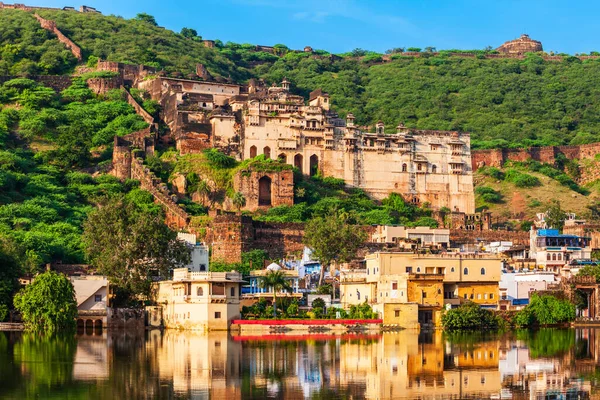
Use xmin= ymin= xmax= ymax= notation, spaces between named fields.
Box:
xmin=1 ymin=328 xmax=600 ymax=399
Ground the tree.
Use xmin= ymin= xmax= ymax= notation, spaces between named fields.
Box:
xmin=424 ymin=46 xmax=437 ymax=53
xmin=544 ymin=199 xmax=567 ymax=231
xmin=441 ymin=301 xmax=504 ymax=331
xmin=231 ymin=192 xmax=246 ymax=213
xmin=0 ymin=237 xmax=22 ymax=321
xmin=135 ymin=13 xmax=158 ymax=26
xmin=514 ymin=294 xmax=575 ymax=327
xmin=180 ymin=27 xmax=198 ymax=39
xmin=82 ymin=197 xmax=190 ymax=306
xmin=385 ymin=47 xmax=405 ymax=54
xmin=304 ymin=213 xmax=367 ymax=286
xmin=259 ymin=270 xmax=292 ymax=318
xmin=13 ymin=271 xmax=78 ymax=333
xmin=578 ymin=264 xmax=600 ymax=282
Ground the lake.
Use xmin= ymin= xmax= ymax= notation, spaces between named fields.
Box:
xmin=0 ymin=328 xmax=597 ymax=399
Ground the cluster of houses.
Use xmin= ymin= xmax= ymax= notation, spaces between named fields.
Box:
xmin=48 ymin=212 xmax=600 ymax=332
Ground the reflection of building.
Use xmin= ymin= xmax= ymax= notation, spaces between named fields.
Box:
xmin=499 ymin=335 xmax=591 ymax=398
xmin=72 ymin=336 xmax=109 ymax=380
xmin=156 ymin=268 xmax=244 ymax=330
xmin=149 ymin=331 xmax=242 ymax=398
xmin=342 ymin=331 xmax=503 ymax=399
xmin=340 ymin=252 xmax=502 ymax=328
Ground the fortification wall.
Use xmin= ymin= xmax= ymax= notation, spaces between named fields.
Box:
xmin=449 ymin=229 xmax=529 ymax=246
xmin=130 ymin=157 xmax=189 ymax=230
xmin=252 ymin=222 xmax=305 ymax=259
xmin=97 ymin=61 xmax=156 ymax=86
xmin=0 ymin=75 xmax=72 ymax=91
xmin=33 ymin=14 xmax=82 ymax=61
xmin=87 ymin=76 xmax=122 ymax=94
xmin=122 ymin=86 xmax=155 ymax=125
xmin=471 ymin=143 xmax=600 ymax=171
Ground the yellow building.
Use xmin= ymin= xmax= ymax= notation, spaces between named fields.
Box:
xmin=156 ymin=268 xmax=245 ymax=331
xmin=340 ymin=252 xmax=502 ymax=328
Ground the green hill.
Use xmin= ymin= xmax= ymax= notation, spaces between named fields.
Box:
xmin=3 ymin=8 xmax=600 ymax=149
xmin=2 ymin=6 xmax=600 ymax=268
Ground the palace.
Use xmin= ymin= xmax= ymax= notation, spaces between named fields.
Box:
xmin=137 ymin=74 xmax=475 ymax=212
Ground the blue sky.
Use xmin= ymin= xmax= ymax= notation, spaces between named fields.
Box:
xmin=33 ymin=0 xmax=600 ymax=54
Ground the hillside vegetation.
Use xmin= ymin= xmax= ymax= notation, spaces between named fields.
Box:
xmin=2 ymin=9 xmax=600 ymax=149
xmin=0 ymin=77 xmax=158 ymax=268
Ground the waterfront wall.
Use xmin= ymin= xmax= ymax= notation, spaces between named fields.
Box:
xmin=230 ymin=319 xmax=383 ymax=334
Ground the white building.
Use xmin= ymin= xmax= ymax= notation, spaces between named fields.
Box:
xmin=70 ymin=275 xmax=109 ymax=329
xmin=178 ymin=232 xmax=209 ymax=272
xmin=529 ymin=227 xmax=591 ymax=272
xmin=499 ymin=271 xmax=556 ymax=309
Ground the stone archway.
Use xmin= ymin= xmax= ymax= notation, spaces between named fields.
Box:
xmin=294 ymin=154 xmax=303 ymax=173
xmin=263 ymin=146 xmax=271 ymax=159
xmin=250 ymin=145 xmax=257 ymax=158
xmin=309 ymin=154 xmax=319 ymax=176
xmin=278 ymin=153 xmax=287 ymax=163
xmin=258 ymin=176 xmax=272 ymax=206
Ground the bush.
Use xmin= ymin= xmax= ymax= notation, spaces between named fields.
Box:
xmin=475 ymin=186 xmax=502 ymax=203
xmin=348 ymin=302 xmax=377 ymax=319
xmin=479 ymin=166 xmax=505 ymax=180
xmin=441 ymin=302 xmax=504 ymax=331
xmin=312 ymin=297 xmax=326 ymax=317
xmin=514 ymin=294 xmax=576 ymax=327
xmin=505 ymin=169 xmax=541 ymax=188
xmin=203 ymin=148 xmax=237 ymax=169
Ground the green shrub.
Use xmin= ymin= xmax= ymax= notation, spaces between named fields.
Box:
xmin=479 ymin=166 xmax=505 ymax=180
xmin=505 ymin=169 xmax=540 ymax=188
xmin=475 ymin=186 xmax=503 ymax=203
xmin=514 ymin=294 xmax=576 ymax=327
xmin=203 ymin=148 xmax=237 ymax=168
xmin=441 ymin=302 xmax=504 ymax=331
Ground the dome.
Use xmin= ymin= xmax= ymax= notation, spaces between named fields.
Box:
xmin=266 ymin=263 xmax=281 ymax=271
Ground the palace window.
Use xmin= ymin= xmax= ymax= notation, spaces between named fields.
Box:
xmin=230 ymin=287 xmax=235 ymax=297
xmin=432 ymin=165 xmax=437 ymax=173
xmin=197 ymin=287 xmax=203 ymax=296
xmin=214 ymin=312 xmax=221 ymax=319
xmin=463 ymin=268 xmax=469 ymax=275
xmin=402 ymin=163 xmax=407 ymax=172
xmin=94 ymin=295 xmax=102 ymax=302
xmin=481 ymin=268 xmax=486 ymax=275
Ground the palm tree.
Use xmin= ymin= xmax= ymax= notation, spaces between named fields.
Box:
xmin=231 ymin=191 xmax=246 ymax=213
xmin=259 ymin=270 xmax=293 ymax=318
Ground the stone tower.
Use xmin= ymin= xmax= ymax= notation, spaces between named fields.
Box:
xmin=496 ymin=34 xmax=543 ymax=55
